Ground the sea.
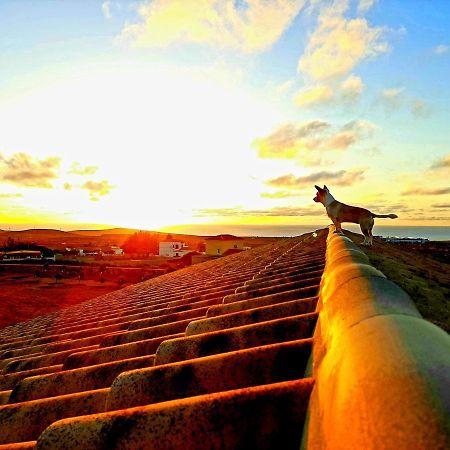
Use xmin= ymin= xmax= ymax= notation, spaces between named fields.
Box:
xmin=173 ymin=224 xmax=450 ymax=241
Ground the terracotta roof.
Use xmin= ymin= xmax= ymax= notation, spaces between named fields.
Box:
xmin=0 ymin=231 xmax=327 ymax=448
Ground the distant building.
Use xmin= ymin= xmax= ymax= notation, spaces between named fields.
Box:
xmin=100 ymin=246 xmax=124 ymax=256
xmin=205 ymin=234 xmax=244 ymax=256
xmin=1 ymin=245 xmax=55 ymax=261
xmin=382 ymin=237 xmax=429 ymax=244
xmin=2 ymin=250 xmax=42 ymax=261
xmin=159 ymin=241 xmax=189 ymax=257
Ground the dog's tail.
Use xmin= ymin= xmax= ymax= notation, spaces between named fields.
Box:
xmin=372 ymin=213 xmax=398 ymax=219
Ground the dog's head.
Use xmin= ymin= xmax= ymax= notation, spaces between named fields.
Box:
xmin=313 ymin=185 xmax=329 ymax=203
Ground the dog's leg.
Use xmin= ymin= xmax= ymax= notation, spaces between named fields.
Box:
xmin=332 ymin=218 xmax=342 ymax=233
xmin=368 ymin=219 xmax=374 ymax=246
xmin=360 ymin=217 xmax=374 ymax=246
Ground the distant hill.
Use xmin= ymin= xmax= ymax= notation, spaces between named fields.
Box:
xmin=0 ymin=227 xmax=281 ymax=251
xmin=71 ymin=228 xmax=138 ymax=236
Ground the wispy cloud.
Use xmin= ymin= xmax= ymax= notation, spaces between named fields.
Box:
xmin=260 ymin=190 xmax=298 ymax=199
xmin=429 ymin=154 xmax=450 ymax=170
xmin=252 ymin=119 xmax=376 ymax=164
xmin=381 ymin=86 xmax=430 ymax=117
xmin=101 ymin=1 xmax=112 ymax=19
xmin=118 ymin=0 xmax=305 ymax=53
xmin=357 ymin=0 xmax=378 ymax=14
xmin=69 ymin=163 xmax=98 ymax=176
xmin=81 ymin=180 xmax=113 ymax=201
xmin=266 ymin=169 xmax=365 ymax=189
xmin=0 ymin=153 xmax=60 ymax=188
xmin=433 ymin=44 xmax=449 ymax=55
xmin=298 ymin=0 xmax=388 ymax=81
xmin=381 ymin=86 xmax=404 ymax=109
xmin=432 ymin=203 xmax=450 ymax=209
xmin=194 ymin=205 xmax=323 ymax=218
xmin=403 ymin=187 xmax=450 ymax=196
xmin=0 ymin=193 xmax=23 ymax=198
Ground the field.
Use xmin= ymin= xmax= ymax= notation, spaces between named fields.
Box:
xmin=0 ymin=271 xmax=136 ymax=329
xmin=345 ymin=231 xmax=450 ymax=333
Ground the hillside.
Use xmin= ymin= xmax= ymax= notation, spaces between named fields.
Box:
xmin=345 ymin=230 xmax=450 ymax=333
xmin=0 ymin=228 xmax=281 ymax=252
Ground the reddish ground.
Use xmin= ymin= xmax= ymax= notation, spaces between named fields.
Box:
xmin=0 ymin=273 xmax=135 ymax=329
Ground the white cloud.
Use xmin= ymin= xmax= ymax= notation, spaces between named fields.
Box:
xmin=102 ymin=1 xmax=112 ymax=19
xmin=357 ymin=0 xmax=377 ymax=14
xmin=433 ymin=44 xmax=449 ymax=55
xmin=117 ymin=0 xmax=305 ymax=53
xmin=298 ymin=0 xmax=388 ymax=81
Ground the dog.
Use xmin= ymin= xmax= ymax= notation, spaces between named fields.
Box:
xmin=313 ymin=185 xmax=398 ymax=245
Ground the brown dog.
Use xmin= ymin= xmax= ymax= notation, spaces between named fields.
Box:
xmin=313 ymin=185 xmax=398 ymax=245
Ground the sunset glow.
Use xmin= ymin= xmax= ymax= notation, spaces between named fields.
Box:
xmin=1 ymin=1 xmax=449 ymax=233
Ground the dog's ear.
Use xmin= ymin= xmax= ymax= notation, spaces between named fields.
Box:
xmin=323 ymin=185 xmax=328 ymax=191
xmin=314 ymin=185 xmax=321 ymax=191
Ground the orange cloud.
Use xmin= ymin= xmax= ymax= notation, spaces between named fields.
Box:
xmin=266 ymin=169 xmax=365 ymax=189
xmin=260 ymin=190 xmax=298 ymax=199
xmin=252 ymin=119 xmax=375 ymax=164
xmin=194 ymin=205 xmax=323 ymax=218
xmin=118 ymin=0 xmax=305 ymax=53
xmin=0 ymin=153 xmax=60 ymax=188
xmin=69 ymin=163 xmax=98 ymax=176
xmin=402 ymin=187 xmax=450 ymax=196
xmin=430 ymin=154 xmax=450 ymax=170
xmin=293 ymin=84 xmax=333 ymax=107
xmin=81 ymin=180 xmax=113 ymax=201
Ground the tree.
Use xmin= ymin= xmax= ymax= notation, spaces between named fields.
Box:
xmin=122 ymin=231 xmax=158 ymax=256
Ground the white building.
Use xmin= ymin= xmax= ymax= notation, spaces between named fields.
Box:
xmin=159 ymin=241 xmax=189 ymax=257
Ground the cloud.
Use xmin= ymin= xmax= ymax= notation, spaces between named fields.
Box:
xmin=402 ymin=187 xmax=450 ymax=196
xmin=432 ymin=203 xmax=450 ymax=209
xmin=357 ymin=0 xmax=377 ymax=14
xmin=69 ymin=162 xmax=98 ymax=176
xmin=430 ymin=154 xmax=450 ymax=170
xmin=118 ymin=0 xmax=305 ymax=53
xmin=0 ymin=193 xmax=23 ymax=198
xmin=340 ymin=74 xmax=364 ymax=100
xmin=193 ymin=205 xmax=324 ymax=218
xmin=298 ymin=1 xmax=388 ymax=81
xmin=81 ymin=180 xmax=113 ymax=201
xmin=102 ymin=1 xmax=112 ymax=19
xmin=293 ymin=84 xmax=333 ymax=107
xmin=252 ymin=119 xmax=375 ymax=164
xmin=252 ymin=120 xmax=330 ymax=160
xmin=411 ymin=99 xmax=430 ymax=117
xmin=433 ymin=44 xmax=449 ymax=55
xmin=0 ymin=153 xmax=60 ymax=188
xmin=381 ymin=86 xmax=404 ymax=109
xmin=275 ymin=79 xmax=296 ymax=95
xmin=260 ymin=190 xmax=298 ymax=199
xmin=293 ymin=74 xmax=364 ymax=108
xmin=380 ymin=87 xmax=430 ymax=117
xmin=266 ymin=169 xmax=365 ymax=189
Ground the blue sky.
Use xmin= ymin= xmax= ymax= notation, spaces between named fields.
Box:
xmin=0 ymin=0 xmax=449 ymax=231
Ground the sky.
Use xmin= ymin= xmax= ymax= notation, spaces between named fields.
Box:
xmin=0 ymin=0 xmax=449 ymax=233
